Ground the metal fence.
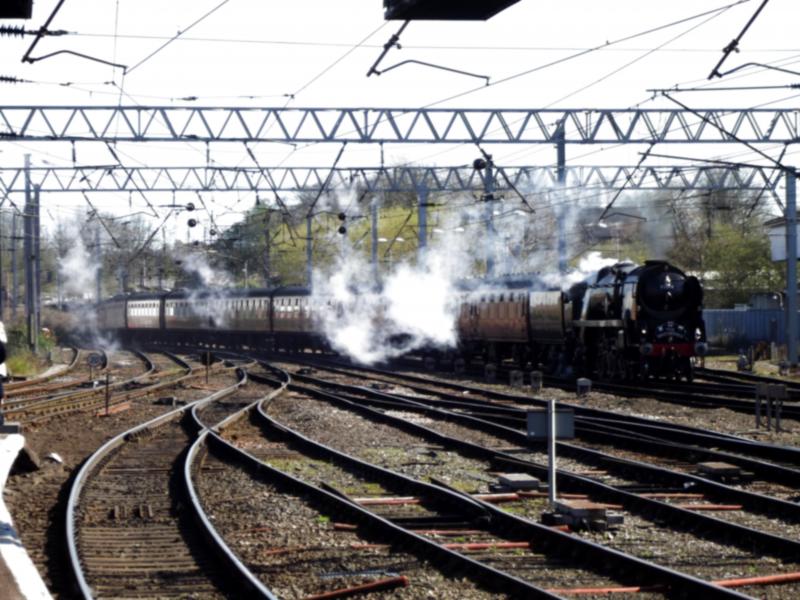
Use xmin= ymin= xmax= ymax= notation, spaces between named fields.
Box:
xmin=704 ymin=309 xmax=785 ymax=349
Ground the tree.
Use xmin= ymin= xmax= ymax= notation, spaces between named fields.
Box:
xmin=703 ymin=222 xmax=784 ymax=307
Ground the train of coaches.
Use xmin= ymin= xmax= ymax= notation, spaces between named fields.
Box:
xmin=96 ymin=259 xmax=707 ymax=381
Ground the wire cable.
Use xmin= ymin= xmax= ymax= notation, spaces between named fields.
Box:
xmin=126 ymin=0 xmax=232 ymax=75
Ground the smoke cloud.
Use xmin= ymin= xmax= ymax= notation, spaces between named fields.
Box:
xmin=178 ymin=251 xmax=234 ymax=328
xmin=59 ymin=232 xmax=99 ymax=301
xmin=309 ymin=184 xmax=636 ymax=365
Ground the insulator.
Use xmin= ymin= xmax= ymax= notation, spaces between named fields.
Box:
xmin=337 ymin=226 xmax=347 ymax=235
xmin=473 ymin=158 xmax=487 ymax=170
xmin=337 ymin=212 xmax=346 ymax=221
xmin=185 ymin=202 xmax=195 ymax=211
xmin=187 ymin=218 xmax=198 ymax=228
xmin=209 ymin=229 xmax=217 ymax=236
xmin=0 ymin=26 xmax=26 ymax=38
xmin=0 ymin=76 xmax=25 ymax=84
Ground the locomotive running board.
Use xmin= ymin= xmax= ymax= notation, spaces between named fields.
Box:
xmin=574 ymin=320 xmax=625 ymax=328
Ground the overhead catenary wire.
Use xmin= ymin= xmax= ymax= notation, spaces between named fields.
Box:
xmin=421 ymin=0 xmax=752 ymax=109
xmin=126 ymin=0 xmax=232 ymax=75
xmin=66 ymin=30 xmax=800 ymax=54
xmin=383 ymin=0 xmax=749 ymax=171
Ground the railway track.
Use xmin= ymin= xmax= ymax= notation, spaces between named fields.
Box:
xmin=257 ymin=360 xmax=800 ymax=590
xmin=4 ymin=346 xmax=82 ymax=395
xmin=245 ymin=364 xmax=796 ymax=596
xmin=3 ymin=351 xmax=239 ymax=423
xmin=697 ymin=367 xmax=800 ymax=392
xmin=394 ymin=355 xmax=800 ymax=419
xmin=188 ymin=364 xmax=551 ymax=598
xmin=64 ymin=366 xmax=250 ymax=599
xmin=287 ymin=360 xmax=800 ymax=490
xmin=51 ymin=345 xmax=800 ymax=597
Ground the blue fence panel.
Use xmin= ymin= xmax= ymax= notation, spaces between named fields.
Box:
xmin=704 ymin=309 xmax=786 ymax=348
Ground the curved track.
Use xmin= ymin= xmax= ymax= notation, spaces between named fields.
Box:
xmin=64 ymin=362 xmax=248 ymax=598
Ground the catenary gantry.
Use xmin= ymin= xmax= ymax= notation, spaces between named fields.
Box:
xmin=0 ymin=105 xmax=798 ymax=143
xmin=0 ymin=165 xmax=779 ymax=194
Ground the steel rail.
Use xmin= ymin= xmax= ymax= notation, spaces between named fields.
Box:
xmin=249 ymin=367 xmax=750 ymax=598
xmin=2 ymin=351 xmax=221 ymax=421
xmin=275 ymin=369 xmax=800 ymax=559
xmin=64 ymin=367 xmax=248 ymax=599
xmin=5 ymin=346 xmax=82 ymax=392
xmin=205 ymin=430 xmax=558 ymax=598
xmin=283 ymin=358 xmax=750 ymax=442
xmin=697 ymin=367 xmax=800 ymax=392
xmin=204 ymin=366 xmax=562 ymax=598
xmin=182 ymin=367 xmax=280 ymax=599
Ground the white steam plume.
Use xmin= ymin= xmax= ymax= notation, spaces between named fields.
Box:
xmin=312 ymin=207 xmax=473 ymax=364
xmin=59 ymin=233 xmax=99 ymax=301
xmin=178 ymin=251 xmax=234 ymax=328
xmin=310 ymin=185 xmax=629 ymax=365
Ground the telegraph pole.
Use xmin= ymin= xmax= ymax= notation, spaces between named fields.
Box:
xmin=0 ymin=210 xmax=4 ymax=319
xmin=95 ymin=225 xmax=102 ymax=302
xmin=306 ymin=213 xmax=313 ymax=287
xmin=556 ymin=120 xmax=568 ymax=274
xmin=34 ymin=186 xmax=41 ymax=318
xmin=24 ymin=155 xmax=35 ymax=349
xmin=371 ymin=196 xmax=379 ymax=281
xmin=33 ymin=185 xmax=41 ymax=352
xmin=786 ymin=170 xmax=798 ymax=366
xmin=159 ymin=227 xmax=166 ymax=291
xmin=476 ymin=156 xmax=496 ymax=276
xmin=11 ymin=211 xmax=17 ymax=317
xmin=417 ymin=184 xmax=428 ymax=261
xmin=263 ymin=206 xmax=271 ymax=287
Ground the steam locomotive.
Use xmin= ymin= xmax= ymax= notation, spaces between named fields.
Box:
xmin=96 ymin=260 xmax=706 ymax=381
xmin=457 ymin=260 xmax=706 ymax=380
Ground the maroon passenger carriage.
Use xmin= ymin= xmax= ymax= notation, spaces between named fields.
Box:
xmin=95 ymin=287 xmax=326 ymax=353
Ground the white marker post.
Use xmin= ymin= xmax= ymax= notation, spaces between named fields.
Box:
xmin=548 ymin=398 xmax=557 ymax=508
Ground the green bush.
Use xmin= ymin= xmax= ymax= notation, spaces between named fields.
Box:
xmin=4 ymin=318 xmax=57 ymax=378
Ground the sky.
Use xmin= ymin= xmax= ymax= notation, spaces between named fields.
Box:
xmin=0 ymin=0 xmax=798 ymax=237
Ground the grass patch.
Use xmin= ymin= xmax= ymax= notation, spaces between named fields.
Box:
xmin=6 ymin=348 xmax=40 ymax=377
xmin=2 ymin=317 xmax=59 ymax=378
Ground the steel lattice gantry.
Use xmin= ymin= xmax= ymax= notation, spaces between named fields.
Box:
xmin=0 ymin=164 xmax=780 ymax=194
xmin=0 ymin=105 xmax=798 ymax=143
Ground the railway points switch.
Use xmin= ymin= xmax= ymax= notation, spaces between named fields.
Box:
xmin=544 ymin=499 xmax=624 ymax=532
xmin=695 ymin=461 xmax=749 ymax=483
